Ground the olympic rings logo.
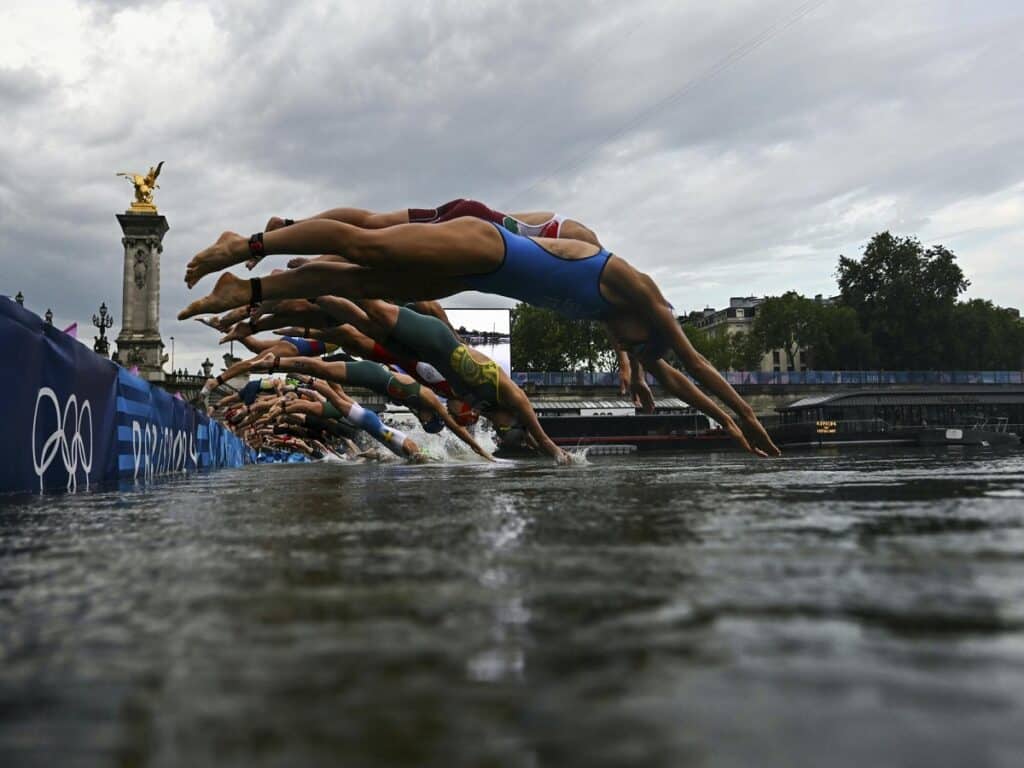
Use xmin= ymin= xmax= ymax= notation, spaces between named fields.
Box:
xmin=32 ymin=387 xmax=93 ymax=493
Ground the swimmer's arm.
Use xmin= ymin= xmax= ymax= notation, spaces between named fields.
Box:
xmin=255 ymin=355 xmax=352 ymax=390
xmin=507 ymin=391 xmax=569 ymax=464
xmin=629 ymin=356 xmax=656 ymax=413
xmin=611 ymin=335 xmax=632 ymax=396
xmin=274 ymin=326 xmax=328 ymax=341
xmin=284 ymin=400 xmax=324 ymax=417
xmin=295 ymin=387 xmax=328 ymax=405
xmin=422 ymin=390 xmax=494 ymax=461
xmin=647 ymin=359 xmax=763 ymax=458
xmin=261 ymin=309 xmax=335 ymax=333
xmin=319 ymin=383 xmax=354 ymax=416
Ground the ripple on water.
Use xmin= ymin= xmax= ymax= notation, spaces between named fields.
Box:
xmin=3 ymin=448 xmax=1024 ymax=766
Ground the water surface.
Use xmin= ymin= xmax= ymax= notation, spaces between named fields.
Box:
xmin=2 ymin=448 xmax=1024 ymax=767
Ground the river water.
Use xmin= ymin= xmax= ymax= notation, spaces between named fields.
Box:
xmin=2 ymin=447 xmax=1024 ymax=767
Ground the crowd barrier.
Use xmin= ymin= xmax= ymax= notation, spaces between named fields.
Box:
xmin=0 ymin=296 xmax=254 ymax=495
xmin=512 ymin=369 xmax=1024 ymax=387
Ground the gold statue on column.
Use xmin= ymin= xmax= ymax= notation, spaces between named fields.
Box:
xmin=116 ymin=161 xmax=164 ymax=212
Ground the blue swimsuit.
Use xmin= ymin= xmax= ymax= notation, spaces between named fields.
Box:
xmin=463 ymin=224 xmax=614 ymax=320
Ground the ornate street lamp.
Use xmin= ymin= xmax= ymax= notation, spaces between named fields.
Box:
xmin=44 ymin=308 xmax=53 ymax=325
xmin=92 ymin=302 xmax=113 ymax=357
xmin=14 ymin=291 xmax=24 ymax=306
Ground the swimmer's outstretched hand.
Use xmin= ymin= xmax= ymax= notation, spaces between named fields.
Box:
xmin=722 ymin=417 xmax=768 ymax=458
xmin=185 ymin=231 xmax=249 ymax=289
xmin=555 ymin=450 xmax=573 ymax=465
xmin=634 ymin=379 xmax=656 ymax=414
xmin=738 ymin=414 xmax=781 ymax=458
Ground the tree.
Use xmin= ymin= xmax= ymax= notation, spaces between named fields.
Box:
xmin=750 ymin=291 xmax=820 ymax=369
xmin=681 ymin=325 xmax=734 ymax=369
xmin=947 ymin=300 xmax=1024 ymax=369
xmin=836 ymin=232 xmax=968 ymax=369
xmin=510 ymin=306 xmax=569 ymax=371
xmin=806 ymin=304 xmax=875 ymax=370
xmin=730 ymin=329 xmax=765 ymax=371
xmin=563 ymin=318 xmax=617 ymax=372
xmin=510 ymin=305 xmax=616 ymax=371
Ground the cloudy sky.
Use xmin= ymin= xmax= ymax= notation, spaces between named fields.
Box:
xmin=2 ymin=0 xmax=1022 ymax=373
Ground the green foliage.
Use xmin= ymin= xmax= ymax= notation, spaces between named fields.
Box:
xmin=681 ymin=324 xmax=763 ymax=371
xmin=730 ymin=329 xmax=765 ymax=370
xmin=681 ymin=325 xmax=732 ymax=369
xmin=947 ymin=300 xmax=1024 ymax=369
xmin=837 ymin=232 xmax=969 ymax=368
xmin=806 ymin=304 xmax=875 ymax=369
xmin=750 ymin=291 xmax=821 ymax=369
xmin=510 ymin=305 xmax=617 ymax=372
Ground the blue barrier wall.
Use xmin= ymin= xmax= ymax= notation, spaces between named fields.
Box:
xmin=0 ymin=296 xmax=252 ymax=495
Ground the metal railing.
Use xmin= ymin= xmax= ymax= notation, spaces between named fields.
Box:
xmin=511 ymin=370 xmax=1024 ymax=387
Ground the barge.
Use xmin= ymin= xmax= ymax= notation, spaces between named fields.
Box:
xmin=773 ymin=388 xmax=1024 ymax=447
xmin=492 ymin=398 xmax=735 ymax=456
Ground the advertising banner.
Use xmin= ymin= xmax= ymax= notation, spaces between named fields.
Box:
xmin=0 ymin=296 xmax=252 ymax=496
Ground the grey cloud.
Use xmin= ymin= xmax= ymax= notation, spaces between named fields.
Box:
xmin=3 ymin=0 xmax=1023 ymax=372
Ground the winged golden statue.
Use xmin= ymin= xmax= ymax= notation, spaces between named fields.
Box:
xmin=117 ymin=161 xmax=164 ymax=211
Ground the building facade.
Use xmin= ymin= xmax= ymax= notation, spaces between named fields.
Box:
xmin=684 ymin=296 xmax=804 ymax=372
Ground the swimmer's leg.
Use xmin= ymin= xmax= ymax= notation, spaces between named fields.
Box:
xmin=345 ymin=403 xmax=418 ymax=459
xmin=185 ymin=217 xmax=499 ymax=288
xmin=179 ymin=263 xmax=461 ymax=320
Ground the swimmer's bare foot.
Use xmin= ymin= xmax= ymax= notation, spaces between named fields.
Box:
xmin=740 ymin=413 xmax=781 ymax=457
xmin=249 ymin=351 xmax=278 ymax=372
xmin=219 ymin=320 xmax=256 ymax=344
xmin=218 ymin=306 xmax=251 ymax=326
xmin=185 ymin=231 xmax=248 ymax=288
xmin=178 ymin=272 xmax=250 ymax=320
xmin=194 ymin=316 xmax=228 ymax=332
xmin=265 ymin=216 xmax=288 ymax=232
xmin=287 ymin=257 xmax=311 ymax=269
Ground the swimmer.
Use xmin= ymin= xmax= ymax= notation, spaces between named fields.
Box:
xmin=183 ymin=199 xmax=622 ymax=385
xmin=248 ymin=296 xmax=566 ymax=463
xmin=199 ymin=333 xmax=336 ymax=397
xmin=248 ymin=353 xmax=494 ymax=461
xmin=285 ymin=375 xmax=424 ymax=461
xmin=269 ymin=321 xmax=462 ymax=401
xmin=181 ymin=220 xmax=778 ymax=457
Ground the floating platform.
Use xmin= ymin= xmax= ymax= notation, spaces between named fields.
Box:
xmin=917 ymin=427 xmax=1021 ymax=447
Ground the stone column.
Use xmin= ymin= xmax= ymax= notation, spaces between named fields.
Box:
xmin=115 ymin=212 xmax=169 ymax=381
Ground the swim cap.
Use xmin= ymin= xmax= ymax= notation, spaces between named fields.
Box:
xmin=421 ymin=413 xmax=445 ymax=434
xmin=450 ymin=400 xmax=479 ymax=427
